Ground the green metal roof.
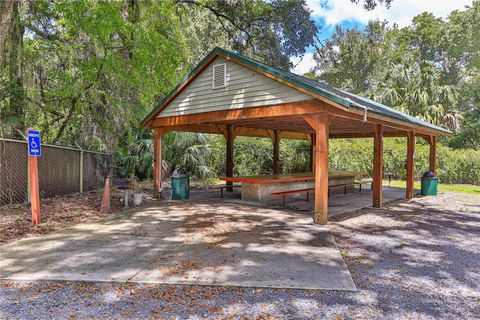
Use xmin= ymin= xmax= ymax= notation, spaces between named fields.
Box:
xmin=142 ymin=47 xmax=451 ymax=134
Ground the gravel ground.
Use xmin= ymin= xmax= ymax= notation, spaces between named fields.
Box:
xmin=1 ymin=192 xmax=479 ymax=319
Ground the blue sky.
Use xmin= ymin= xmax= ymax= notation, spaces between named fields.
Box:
xmin=315 ymin=17 xmax=365 ymax=42
xmin=291 ymin=0 xmax=473 ymax=74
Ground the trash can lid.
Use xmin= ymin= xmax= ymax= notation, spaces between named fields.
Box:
xmin=172 ymin=168 xmax=187 ymax=178
xmin=423 ymin=171 xmax=436 ymax=178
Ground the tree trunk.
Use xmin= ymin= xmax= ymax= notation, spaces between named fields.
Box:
xmin=0 ymin=0 xmax=15 ymax=74
xmin=8 ymin=1 xmax=25 ymax=137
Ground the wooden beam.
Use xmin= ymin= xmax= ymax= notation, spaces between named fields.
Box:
xmin=303 ymin=113 xmax=330 ymax=225
xmin=325 ymin=104 xmax=447 ymax=137
xmin=273 ymin=130 xmax=281 ymax=174
xmin=429 ymin=135 xmax=437 ymax=175
xmin=373 ymin=124 xmax=383 ymax=207
xmin=406 ymin=131 xmax=415 ymax=199
xmin=150 ymin=100 xmax=325 ymax=127
xmin=166 ymin=124 xmax=308 ymax=140
xmin=329 ymin=130 xmax=408 ymax=139
xmin=225 ymin=125 xmax=235 ymax=191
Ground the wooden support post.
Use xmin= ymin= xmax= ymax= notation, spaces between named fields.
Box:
xmin=429 ymin=135 xmax=437 ymax=175
xmin=273 ymin=130 xmax=280 ymax=174
xmin=406 ymin=131 xmax=415 ymax=199
xmin=75 ymin=142 xmax=84 ymax=193
xmin=303 ymin=114 xmax=330 ymax=225
xmin=372 ymin=124 xmax=383 ymax=207
xmin=226 ymin=125 xmax=235 ymax=192
xmin=28 ymin=152 xmax=41 ymax=225
xmin=309 ymin=133 xmax=315 ymax=173
xmin=79 ymin=148 xmax=84 ymax=193
xmin=154 ymin=128 xmax=167 ymax=196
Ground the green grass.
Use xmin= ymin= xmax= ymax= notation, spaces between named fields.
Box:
xmin=385 ymin=180 xmax=480 ymax=195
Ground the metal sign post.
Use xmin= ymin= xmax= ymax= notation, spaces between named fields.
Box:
xmin=27 ymin=129 xmax=41 ymax=225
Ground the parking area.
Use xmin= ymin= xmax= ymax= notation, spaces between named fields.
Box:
xmin=0 ymin=199 xmax=356 ymax=291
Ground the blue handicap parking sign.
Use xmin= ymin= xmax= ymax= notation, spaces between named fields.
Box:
xmin=28 ymin=130 xmax=41 ymax=156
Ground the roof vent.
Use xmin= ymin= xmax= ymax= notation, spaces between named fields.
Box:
xmin=212 ymin=63 xmax=226 ymax=89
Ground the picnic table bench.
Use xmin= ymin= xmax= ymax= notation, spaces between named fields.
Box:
xmin=271 ymin=181 xmax=356 ymax=206
xmin=208 ymin=184 xmax=241 ymax=198
xmin=354 ymin=178 xmax=373 ymax=192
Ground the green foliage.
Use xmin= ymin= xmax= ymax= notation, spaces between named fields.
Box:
xmin=313 ymin=3 xmax=480 ymax=134
xmin=118 ymin=131 xmax=213 ymax=180
xmin=280 ymin=140 xmax=311 ymax=173
xmin=2 ymin=0 xmax=190 ymax=147
xmin=177 ymin=0 xmax=319 ymax=69
xmin=203 ymin=136 xmax=311 ymax=177
xmin=163 ymin=132 xmax=213 ymax=180
xmin=329 ymin=138 xmax=480 ymax=185
xmin=201 ymin=135 xmax=480 ymax=185
xmin=115 ymin=132 xmax=480 ymax=186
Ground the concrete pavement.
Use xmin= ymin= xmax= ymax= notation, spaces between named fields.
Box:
xmin=0 ymin=200 xmax=356 ymax=291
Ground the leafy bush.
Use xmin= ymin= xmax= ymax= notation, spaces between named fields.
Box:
xmin=205 ymin=135 xmax=480 ymax=185
xmin=118 ymin=131 xmax=213 ymax=180
xmin=329 ymin=138 xmax=480 ymax=184
xmin=118 ymin=133 xmax=480 ymax=185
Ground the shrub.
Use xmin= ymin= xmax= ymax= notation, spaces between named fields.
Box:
xmin=205 ymin=135 xmax=480 ymax=185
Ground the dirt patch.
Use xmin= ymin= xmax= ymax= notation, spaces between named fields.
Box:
xmin=0 ymin=187 xmax=145 ymax=245
xmin=159 ymin=259 xmax=209 ymax=277
xmin=179 ymin=204 xmax=263 ymax=245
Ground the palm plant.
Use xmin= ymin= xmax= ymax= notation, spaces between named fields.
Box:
xmin=372 ymin=60 xmax=462 ymax=131
xmin=162 ymin=131 xmax=212 ymax=179
xmin=123 ymin=131 xmax=213 ymax=180
xmin=123 ymin=135 xmax=155 ymax=179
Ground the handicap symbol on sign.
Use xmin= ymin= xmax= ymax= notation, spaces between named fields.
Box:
xmin=27 ymin=130 xmax=41 ymax=157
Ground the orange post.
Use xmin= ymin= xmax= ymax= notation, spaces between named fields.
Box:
xmin=153 ymin=128 xmax=169 ymax=195
xmin=27 ymin=128 xmax=41 ymax=225
xmin=406 ymin=131 xmax=415 ymax=199
xmin=303 ymin=113 xmax=330 ymax=225
xmin=372 ymin=124 xmax=383 ymax=207
xmin=29 ymin=155 xmax=41 ymax=224
xmin=272 ymin=130 xmax=280 ymax=174
xmin=429 ymin=135 xmax=437 ymax=175
xmin=309 ymin=133 xmax=315 ymax=173
xmin=100 ymin=176 xmax=111 ymax=214
xmin=225 ymin=125 xmax=235 ymax=192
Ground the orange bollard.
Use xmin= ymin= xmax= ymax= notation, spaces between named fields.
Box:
xmin=27 ymin=128 xmax=41 ymax=225
xmin=29 ymin=153 xmax=41 ymax=225
xmin=100 ymin=176 xmax=111 ymax=214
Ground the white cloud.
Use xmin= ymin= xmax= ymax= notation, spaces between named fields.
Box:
xmin=291 ymin=52 xmax=315 ymax=75
xmin=306 ymin=0 xmax=472 ymax=27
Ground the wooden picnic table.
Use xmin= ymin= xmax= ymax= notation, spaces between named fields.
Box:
xmin=219 ymin=171 xmax=362 ymax=203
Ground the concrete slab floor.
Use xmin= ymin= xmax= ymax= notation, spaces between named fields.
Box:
xmin=201 ymin=185 xmax=409 ymax=219
xmin=0 ymin=201 xmax=356 ymax=291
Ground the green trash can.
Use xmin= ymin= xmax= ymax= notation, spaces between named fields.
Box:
xmin=421 ymin=171 xmax=438 ymax=196
xmin=171 ymin=169 xmax=190 ymax=200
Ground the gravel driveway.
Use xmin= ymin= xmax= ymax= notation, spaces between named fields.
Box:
xmin=1 ymin=192 xmax=479 ymax=319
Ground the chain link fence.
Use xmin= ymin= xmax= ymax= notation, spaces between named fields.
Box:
xmin=0 ymin=138 xmax=112 ymax=206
